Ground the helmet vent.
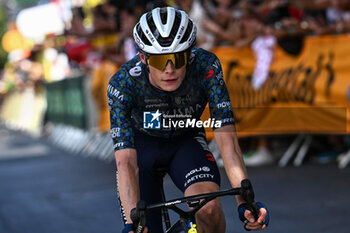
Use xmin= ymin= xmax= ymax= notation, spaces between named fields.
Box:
xmin=180 ymin=20 xmax=193 ymax=44
xmin=157 ymin=11 xmax=181 ymax=47
xmin=170 ymin=11 xmax=182 ymax=39
xmin=160 ymin=7 xmax=168 ymax=24
xmin=148 ymin=10 xmax=182 ymax=47
xmin=146 ymin=13 xmax=158 ymax=39
xmin=136 ymin=24 xmax=152 ymax=46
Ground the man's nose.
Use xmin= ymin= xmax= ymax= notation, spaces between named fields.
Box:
xmin=164 ymin=60 xmax=175 ymax=73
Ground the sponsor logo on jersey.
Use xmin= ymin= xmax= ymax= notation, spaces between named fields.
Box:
xmin=107 ymin=84 xmax=124 ymax=101
xmin=145 ymin=98 xmax=162 ymax=103
xmin=107 ymin=97 xmax=113 ymax=110
xmin=114 ymin=142 xmax=124 ymax=149
xmin=206 ymin=153 xmax=215 ymax=162
xmin=213 ymin=59 xmax=220 ymax=69
xmin=110 ymin=128 xmax=121 ymax=138
xmin=145 ymin=103 xmax=169 ymax=108
xmin=129 ymin=66 xmax=142 ymax=76
xmin=217 ymin=101 xmax=232 ymax=109
xmin=216 ymin=71 xmax=224 ymax=85
xmin=184 ymin=167 xmax=215 ymax=187
xmin=206 ymin=70 xmax=215 ymax=79
xmin=185 ymin=167 xmax=211 ymax=179
xmin=221 ymin=117 xmax=234 ymax=124
xmin=184 ymin=174 xmax=215 ymax=187
xmin=144 ymin=98 xmax=169 ymax=108
xmin=174 ymin=95 xmax=192 ymax=105
xmin=163 ymin=104 xmax=202 ymax=116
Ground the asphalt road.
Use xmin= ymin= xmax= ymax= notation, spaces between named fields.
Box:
xmin=1 ymin=125 xmax=349 ymax=233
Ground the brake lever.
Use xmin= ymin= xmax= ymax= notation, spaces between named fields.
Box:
xmin=240 ymin=179 xmax=260 ymax=220
xmin=130 ymin=200 xmax=147 ymax=233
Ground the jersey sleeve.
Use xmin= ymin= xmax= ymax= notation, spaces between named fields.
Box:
xmin=107 ymin=68 xmax=135 ymax=151
xmin=203 ymin=55 xmax=234 ymax=129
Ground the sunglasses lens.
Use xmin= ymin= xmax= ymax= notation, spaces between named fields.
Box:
xmin=174 ymin=52 xmax=188 ymax=69
xmin=147 ymin=52 xmax=188 ymax=70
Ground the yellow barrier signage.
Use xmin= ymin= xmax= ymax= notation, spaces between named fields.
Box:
xmin=203 ymin=34 xmax=350 ymax=138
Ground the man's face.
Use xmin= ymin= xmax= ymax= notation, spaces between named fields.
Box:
xmin=140 ymin=53 xmax=187 ymax=92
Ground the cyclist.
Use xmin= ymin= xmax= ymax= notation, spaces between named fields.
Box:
xmin=108 ymin=6 xmax=270 ymax=233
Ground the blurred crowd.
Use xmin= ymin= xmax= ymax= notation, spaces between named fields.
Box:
xmin=1 ymin=0 xmax=350 ymax=94
xmin=1 ymin=0 xmax=350 ymax=166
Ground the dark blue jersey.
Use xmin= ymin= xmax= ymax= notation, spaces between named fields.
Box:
xmin=108 ymin=47 xmax=234 ymax=151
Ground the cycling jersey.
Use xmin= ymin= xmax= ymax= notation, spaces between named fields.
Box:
xmin=108 ymin=47 xmax=234 ymax=151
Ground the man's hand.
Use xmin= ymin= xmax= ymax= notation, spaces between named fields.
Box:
xmin=244 ymin=207 xmax=268 ymax=230
xmin=238 ymin=202 xmax=269 ymax=231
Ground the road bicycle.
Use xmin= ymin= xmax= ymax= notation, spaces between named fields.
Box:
xmin=130 ymin=178 xmax=260 ymax=233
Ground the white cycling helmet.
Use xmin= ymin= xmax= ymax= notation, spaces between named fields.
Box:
xmin=133 ymin=7 xmax=197 ymax=54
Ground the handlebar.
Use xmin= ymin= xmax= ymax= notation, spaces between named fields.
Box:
xmin=130 ymin=179 xmax=260 ymax=233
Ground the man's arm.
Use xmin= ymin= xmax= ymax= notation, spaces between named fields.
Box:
xmin=115 ymin=148 xmax=139 ymax=224
xmin=214 ymin=124 xmax=268 ymax=230
xmin=213 ymin=124 xmax=247 ymax=205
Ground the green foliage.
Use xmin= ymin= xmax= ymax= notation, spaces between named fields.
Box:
xmin=0 ymin=7 xmax=8 ymax=70
xmin=14 ymin=0 xmax=42 ymax=8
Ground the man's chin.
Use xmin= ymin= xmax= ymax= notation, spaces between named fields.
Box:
xmin=160 ymin=83 xmax=181 ymax=92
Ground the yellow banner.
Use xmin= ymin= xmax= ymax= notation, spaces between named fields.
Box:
xmin=204 ymin=34 xmax=350 ymax=138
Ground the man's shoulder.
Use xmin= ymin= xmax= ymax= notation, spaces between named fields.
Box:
xmin=192 ymin=47 xmax=218 ymax=64
xmin=110 ymin=55 xmax=145 ymax=85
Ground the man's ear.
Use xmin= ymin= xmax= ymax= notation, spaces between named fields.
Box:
xmin=139 ymin=52 xmax=147 ymax=64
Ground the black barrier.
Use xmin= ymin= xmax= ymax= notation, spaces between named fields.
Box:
xmin=45 ymin=77 xmax=86 ymax=129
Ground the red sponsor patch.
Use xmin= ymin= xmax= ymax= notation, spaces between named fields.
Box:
xmin=206 ymin=153 xmax=215 ymax=162
xmin=205 ymin=70 xmax=214 ymax=79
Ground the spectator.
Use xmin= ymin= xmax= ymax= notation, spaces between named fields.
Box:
xmin=263 ymin=0 xmax=307 ymax=56
xmin=303 ymin=0 xmax=350 ymax=35
xmin=90 ymin=58 xmax=118 ymax=132
xmin=176 ymin=0 xmax=216 ymax=50
xmin=244 ymin=136 xmax=275 ymax=167
xmin=65 ymin=7 xmax=88 ymax=37
xmin=90 ymin=3 xmax=138 ymax=132
xmin=203 ymin=0 xmax=266 ymax=48
xmin=108 ymin=6 xmax=138 ymax=65
xmin=92 ymin=3 xmax=118 ymax=35
xmin=208 ymin=0 xmax=238 ymax=30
